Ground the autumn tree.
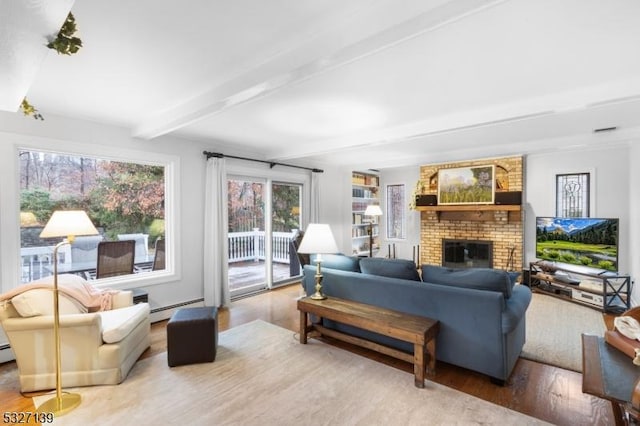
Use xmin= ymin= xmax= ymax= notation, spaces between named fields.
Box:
xmin=19 ymin=150 xmax=97 ymax=196
xmin=227 ymin=180 xmax=264 ymax=232
xmin=89 ymin=162 xmax=164 ymax=239
xmin=227 ymin=181 xmax=301 ymax=233
xmin=271 ymin=183 xmax=300 ymax=232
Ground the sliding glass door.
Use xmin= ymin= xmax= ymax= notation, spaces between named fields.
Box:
xmin=271 ymin=182 xmax=302 ymax=286
xmin=227 ymin=178 xmax=304 ymax=298
xmin=227 ymin=178 xmax=267 ymax=297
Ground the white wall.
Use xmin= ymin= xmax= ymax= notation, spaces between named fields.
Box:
xmin=317 ymin=165 xmax=351 ymax=254
xmin=524 ymin=145 xmax=631 ymax=272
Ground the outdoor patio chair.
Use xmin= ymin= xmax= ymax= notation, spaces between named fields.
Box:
xmin=70 ymin=235 xmax=104 ymax=263
xmin=291 ymin=230 xmax=309 ymax=267
xmin=152 ymin=238 xmax=165 ymax=271
xmin=96 ymin=240 xmax=136 ymax=279
xmin=117 ymin=233 xmax=149 ymax=263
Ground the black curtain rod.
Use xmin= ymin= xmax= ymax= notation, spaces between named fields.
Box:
xmin=203 ymin=151 xmax=323 ymax=173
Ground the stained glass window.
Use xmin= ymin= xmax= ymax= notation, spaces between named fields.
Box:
xmin=556 ymin=173 xmax=590 ymax=217
xmin=386 ymin=184 xmax=405 ymax=239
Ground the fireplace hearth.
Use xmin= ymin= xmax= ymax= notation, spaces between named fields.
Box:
xmin=442 ymin=239 xmax=493 ymax=269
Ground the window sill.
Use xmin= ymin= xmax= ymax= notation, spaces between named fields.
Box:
xmin=92 ymin=269 xmax=180 ymax=291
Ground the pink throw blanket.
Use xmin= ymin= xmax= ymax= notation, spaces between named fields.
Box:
xmin=0 ymin=274 xmax=119 ymax=311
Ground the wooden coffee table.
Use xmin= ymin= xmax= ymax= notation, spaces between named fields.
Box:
xmin=297 ymin=296 xmax=439 ymax=388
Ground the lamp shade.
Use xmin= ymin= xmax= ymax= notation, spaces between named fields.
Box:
xmin=297 ymin=223 xmax=339 ymax=254
xmin=40 ymin=210 xmax=99 ymax=239
xmin=364 ymin=204 xmax=383 ymax=216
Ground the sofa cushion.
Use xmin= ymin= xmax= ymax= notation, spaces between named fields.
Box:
xmin=421 ymin=265 xmax=513 ymax=298
xmin=359 ymin=258 xmax=421 ymax=281
xmin=11 ymin=289 xmax=88 ymax=317
xmin=311 ymin=254 xmax=360 ymax=272
xmin=99 ymin=303 xmax=149 ymax=344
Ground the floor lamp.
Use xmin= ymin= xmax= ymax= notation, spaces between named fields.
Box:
xmin=296 ymin=223 xmax=339 ymax=300
xmin=364 ymin=205 xmax=382 ymax=257
xmin=38 ymin=210 xmax=99 ymax=416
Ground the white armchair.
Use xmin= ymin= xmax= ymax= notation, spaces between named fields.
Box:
xmin=0 ymin=287 xmax=150 ymax=392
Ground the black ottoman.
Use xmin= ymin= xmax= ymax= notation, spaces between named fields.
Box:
xmin=167 ymin=307 xmax=218 ymax=367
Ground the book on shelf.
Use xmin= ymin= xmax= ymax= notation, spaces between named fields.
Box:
xmin=352 ymin=173 xmax=378 ymax=187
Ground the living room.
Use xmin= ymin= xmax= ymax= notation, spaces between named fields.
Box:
xmin=1 ymin=1 xmax=640 ymax=424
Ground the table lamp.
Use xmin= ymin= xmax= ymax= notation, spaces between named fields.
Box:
xmin=364 ymin=204 xmax=382 ymax=257
xmin=38 ymin=210 xmax=99 ymax=416
xmin=297 ymin=223 xmax=338 ymax=300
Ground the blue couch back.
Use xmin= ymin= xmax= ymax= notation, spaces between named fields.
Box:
xmin=421 ymin=264 xmax=513 ymax=298
xmin=301 ymin=264 xmax=531 ymax=381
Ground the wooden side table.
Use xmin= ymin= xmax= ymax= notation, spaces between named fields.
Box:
xmin=582 ymin=333 xmax=640 ymax=425
xmin=298 ymin=296 xmax=439 ymax=388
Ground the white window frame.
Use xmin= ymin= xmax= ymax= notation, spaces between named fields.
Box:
xmin=5 ymin=136 xmax=181 ymax=292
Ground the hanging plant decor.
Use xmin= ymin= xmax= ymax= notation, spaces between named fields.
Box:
xmin=47 ymin=12 xmax=82 ymax=55
xmin=408 ymin=180 xmax=426 ymax=210
xmin=20 ymin=11 xmax=83 ymax=120
xmin=20 ymin=98 xmax=44 ymax=120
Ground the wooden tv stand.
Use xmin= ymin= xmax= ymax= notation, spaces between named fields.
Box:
xmin=528 ymin=261 xmax=631 ymax=313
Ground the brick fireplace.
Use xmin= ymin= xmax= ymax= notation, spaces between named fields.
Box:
xmin=418 ymin=156 xmax=523 ymax=271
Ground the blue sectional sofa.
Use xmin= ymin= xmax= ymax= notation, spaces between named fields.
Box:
xmin=302 ymin=256 xmax=531 ymax=384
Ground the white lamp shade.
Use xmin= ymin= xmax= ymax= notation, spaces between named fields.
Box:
xmin=364 ymin=205 xmax=383 ymax=216
xmin=297 ymin=223 xmax=339 ymax=254
xmin=40 ymin=210 xmax=99 ymax=238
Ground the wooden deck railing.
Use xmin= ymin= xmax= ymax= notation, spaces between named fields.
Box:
xmin=228 ymin=229 xmax=295 ymax=264
xmin=20 ymin=229 xmax=296 ymax=282
xmin=20 ymin=245 xmax=71 ymax=283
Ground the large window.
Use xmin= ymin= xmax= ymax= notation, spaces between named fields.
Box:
xmin=19 ymin=149 xmax=167 ymax=283
xmin=386 ymin=184 xmax=405 ymax=240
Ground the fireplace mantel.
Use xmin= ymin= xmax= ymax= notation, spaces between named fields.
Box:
xmin=418 ymin=155 xmax=523 ymax=269
xmin=416 ymin=205 xmax=521 ymax=222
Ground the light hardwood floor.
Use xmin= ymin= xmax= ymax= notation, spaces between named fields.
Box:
xmin=0 ymin=284 xmax=614 ymax=425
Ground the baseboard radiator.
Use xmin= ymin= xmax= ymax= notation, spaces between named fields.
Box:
xmin=149 ymin=298 xmax=205 ymax=323
xmin=0 ymin=343 xmax=15 ymax=364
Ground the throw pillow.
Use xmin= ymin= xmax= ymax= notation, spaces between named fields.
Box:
xmin=359 ymin=258 xmax=421 ymax=281
xmin=311 ymin=254 xmax=361 ymax=272
xmin=11 ymin=289 xmax=88 ymax=317
xmin=421 ymin=264 xmax=513 ymax=298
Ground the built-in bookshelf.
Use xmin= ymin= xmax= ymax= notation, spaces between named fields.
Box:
xmin=351 ymin=171 xmax=380 ymax=256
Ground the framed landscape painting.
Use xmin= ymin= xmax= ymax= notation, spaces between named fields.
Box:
xmin=438 ymin=165 xmax=495 ymax=205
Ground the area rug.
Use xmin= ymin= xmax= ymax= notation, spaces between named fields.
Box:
xmin=35 ymin=320 xmax=549 ymax=425
xmin=521 ymin=292 xmax=607 ymax=372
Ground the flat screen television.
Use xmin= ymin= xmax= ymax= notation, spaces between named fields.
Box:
xmin=535 ymin=217 xmax=619 ymax=272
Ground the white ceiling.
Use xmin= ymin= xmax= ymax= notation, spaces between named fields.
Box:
xmin=4 ymin=0 xmax=640 ymax=169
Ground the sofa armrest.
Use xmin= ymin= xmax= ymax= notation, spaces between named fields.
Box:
xmin=501 ymin=284 xmax=532 ymax=333
xmin=112 ymin=291 xmax=133 ymax=309
xmin=1 ymin=312 xmax=101 ymax=332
